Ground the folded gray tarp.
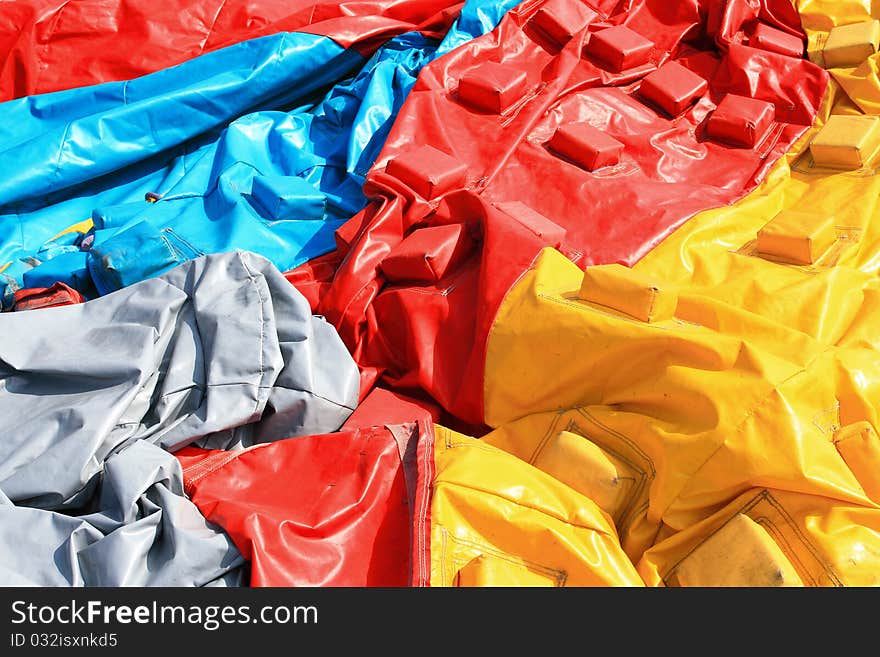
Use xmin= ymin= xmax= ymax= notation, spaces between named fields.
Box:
xmin=0 ymin=250 xmax=360 ymax=509
xmin=0 ymin=440 xmax=245 ymax=586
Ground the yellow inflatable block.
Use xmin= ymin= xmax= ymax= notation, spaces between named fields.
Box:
xmin=579 ymin=264 xmax=677 ymax=322
xmin=667 ymin=514 xmax=803 ymax=587
xmin=822 ymin=19 xmax=880 ymax=68
xmin=755 ymin=210 xmax=836 ymax=264
xmin=809 ymin=114 xmax=880 ymax=169
xmin=429 ymin=425 xmax=644 ymax=586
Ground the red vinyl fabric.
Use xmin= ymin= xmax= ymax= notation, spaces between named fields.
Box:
xmin=177 ymin=427 xmax=414 ymax=587
xmin=291 ymin=0 xmax=829 ymax=427
xmin=12 ymin=282 xmax=84 ymax=311
xmin=0 ymin=0 xmax=463 ymax=101
xmin=176 ymin=388 xmax=438 ymax=587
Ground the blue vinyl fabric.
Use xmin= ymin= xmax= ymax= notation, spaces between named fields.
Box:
xmin=434 ymin=0 xmax=523 ymax=57
xmin=0 ymin=0 xmax=520 ymax=307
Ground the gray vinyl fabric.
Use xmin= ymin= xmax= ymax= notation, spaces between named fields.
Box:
xmin=0 ymin=250 xmax=360 ymax=509
xmin=0 ymin=440 xmax=245 ymax=586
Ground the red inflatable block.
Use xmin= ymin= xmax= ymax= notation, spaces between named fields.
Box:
xmin=706 ymin=93 xmax=776 ymax=148
xmin=752 ymin=23 xmax=805 ymax=58
xmin=529 ymin=0 xmax=599 ymax=47
xmin=457 ymin=62 xmax=529 ymax=114
xmin=12 ymin=282 xmax=85 ymax=311
xmin=585 ymin=25 xmax=655 ymax=72
xmin=380 ymin=223 xmax=475 ymax=283
xmin=384 ymin=145 xmax=468 ymax=200
xmin=638 ymin=60 xmax=708 ymax=116
xmin=548 ymin=122 xmax=625 ymax=171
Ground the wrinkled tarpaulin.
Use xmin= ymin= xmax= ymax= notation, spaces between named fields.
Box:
xmin=0 ymin=251 xmax=358 ymax=584
xmin=4 ymin=0 xmax=880 ymax=588
xmin=0 ymin=441 xmax=246 ymax=586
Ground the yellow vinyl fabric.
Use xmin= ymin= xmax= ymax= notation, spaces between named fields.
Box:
xmin=467 ymin=1 xmax=880 ymax=586
xmin=429 ymin=425 xmax=644 ymax=586
xmin=480 ymin=245 xmax=880 ymax=585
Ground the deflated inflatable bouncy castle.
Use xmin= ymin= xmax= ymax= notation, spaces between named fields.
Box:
xmin=2 ymin=0 xmax=879 ymax=587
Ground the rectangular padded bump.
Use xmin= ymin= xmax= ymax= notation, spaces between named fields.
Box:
xmin=809 ymin=114 xmax=880 ymax=169
xmin=457 ymin=62 xmax=529 ymax=114
xmin=533 ymin=431 xmax=635 ymax=520
xmin=751 ymin=23 xmax=805 ymax=58
xmin=585 ymin=25 xmax=655 ymax=72
xmin=637 ymin=60 xmax=708 ymax=116
xmin=706 ymin=93 xmax=776 ymax=148
xmin=493 ymin=201 xmax=566 ymax=246
xmin=669 ymin=514 xmax=804 ymax=587
xmin=548 ymin=123 xmax=624 ymax=171
xmin=250 ymin=175 xmax=326 ymax=221
xmin=379 ymin=223 xmax=473 ymax=284
xmin=822 ymin=19 xmax=880 ymax=68
xmin=579 ymin=263 xmax=677 ymax=322
xmin=756 ymin=210 xmax=836 ymax=265
xmin=530 ymin=0 xmax=598 ymax=47
xmin=384 ymin=145 xmax=468 ymax=200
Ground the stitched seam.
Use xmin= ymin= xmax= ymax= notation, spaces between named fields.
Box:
xmin=759 ymin=492 xmax=842 ymax=586
xmin=163 ymin=228 xmax=205 ymax=257
xmin=417 ymin=423 xmax=434 ymax=586
xmin=754 ymin=516 xmax=816 ymax=587
xmin=183 ymin=452 xmax=243 ymax=493
xmin=182 ymin=442 xmax=274 ymax=494
xmin=158 ymin=234 xmax=182 ymax=263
